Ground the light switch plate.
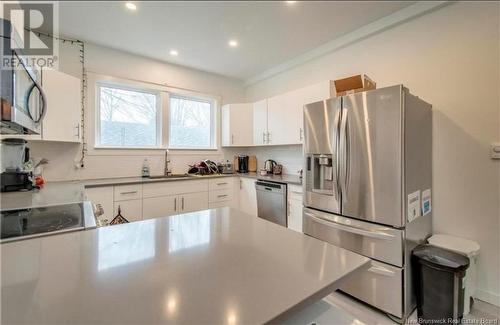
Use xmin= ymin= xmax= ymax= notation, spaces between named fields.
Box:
xmin=491 ymin=143 xmax=500 ymax=159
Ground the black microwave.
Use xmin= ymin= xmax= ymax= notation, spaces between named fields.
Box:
xmin=0 ymin=19 xmax=46 ymax=135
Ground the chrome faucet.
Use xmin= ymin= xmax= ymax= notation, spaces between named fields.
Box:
xmin=164 ymin=149 xmax=171 ymax=176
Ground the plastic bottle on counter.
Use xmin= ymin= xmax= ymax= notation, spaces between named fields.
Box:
xmin=142 ymin=159 xmax=150 ymax=177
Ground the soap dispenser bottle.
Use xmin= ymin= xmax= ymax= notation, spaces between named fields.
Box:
xmin=142 ymin=159 xmax=150 ymax=177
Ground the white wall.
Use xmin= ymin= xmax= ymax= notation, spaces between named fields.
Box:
xmin=245 ymin=2 xmax=500 ymax=305
xmin=29 ymin=42 xmax=246 ymax=181
xmin=223 ymin=145 xmax=303 ymax=175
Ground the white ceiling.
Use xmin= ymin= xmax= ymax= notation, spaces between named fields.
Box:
xmin=57 ymin=1 xmax=415 ymax=81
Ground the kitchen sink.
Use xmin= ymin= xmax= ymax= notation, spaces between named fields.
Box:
xmin=148 ymin=174 xmax=191 ymax=179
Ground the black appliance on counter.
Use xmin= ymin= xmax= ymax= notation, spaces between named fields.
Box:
xmin=0 ymin=138 xmax=33 ymax=192
xmin=237 ymin=155 xmax=249 ymax=173
xmin=0 ymin=202 xmax=97 ymax=242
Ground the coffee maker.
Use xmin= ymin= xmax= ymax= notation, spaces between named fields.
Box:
xmin=1 ymin=139 xmax=33 ymax=192
xmin=237 ymin=155 xmax=249 ymax=173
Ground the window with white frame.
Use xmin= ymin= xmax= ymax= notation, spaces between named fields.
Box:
xmin=94 ymin=79 xmax=217 ymax=151
xmin=96 ymin=84 xmax=161 ymax=148
xmin=168 ymin=94 xmax=215 ymax=149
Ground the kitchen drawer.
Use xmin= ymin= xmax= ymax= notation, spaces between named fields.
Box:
xmin=208 ymin=178 xmax=233 ymax=191
xmin=143 ymin=180 xmax=208 ymax=198
xmin=209 ymin=189 xmax=233 ymax=203
xmin=340 ymin=260 xmax=403 ymax=318
xmin=303 ymin=207 xmax=403 ymax=267
xmin=209 ymin=201 xmax=230 ymax=209
xmin=288 ymin=184 xmax=303 ymax=201
xmin=114 ymin=184 xmax=142 ymax=201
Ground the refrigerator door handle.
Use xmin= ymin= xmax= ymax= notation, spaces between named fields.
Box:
xmin=339 ymin=108 xmax=349 ymax=197
xmin=367 ymin=265 xmax=397 ymax=277
xmin=304 ymin=212 xmax=396 ymax=240
xmin=333 ymin=104 xmax=342 ymax=200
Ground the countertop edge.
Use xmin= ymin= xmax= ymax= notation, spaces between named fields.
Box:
xmin=83 ymin=173 xmax=302 ymax=188
xmin=264 ymin=258 xmax=371 ymax=324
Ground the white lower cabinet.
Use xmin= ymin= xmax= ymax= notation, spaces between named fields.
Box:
xmin=238 ymin=177 xmax=257 ymax=217
xmin=85 ymin=177 xmax=250 ymax=223
xmin=142 ymin=195 xmax=178 ymax=219
xmin=179 ymin=192 xmax=209 ymax=213
xmin=142 ymin=180 xmax=209 ymax=219
xmin=287 ymin=184 xmax=303 ymax=232
xmin=114 ymin=199 xmax=142 ymax=222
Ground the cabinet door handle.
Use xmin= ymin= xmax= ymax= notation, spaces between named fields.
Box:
xmin=217 ymin=194 xmax=228 ymax=198
xmin=217 ymin=182 xmax=228 ymax=186
xmin=231 ymin=134 xmax=234 ymax=145
xmin=174 ymin=197 xmax=177 ymax=211
xmin=262 ymin=132 xmax=266 ymax=144
xmin=299 ymin=128 xmax=303 ymax=141
xmin=75 ymin=124 xmax=80 ymax=138
xmin=181 ymin=197 xmax=184 ymax=210
xmin=120 ymin=191 xmax=138 ymax=195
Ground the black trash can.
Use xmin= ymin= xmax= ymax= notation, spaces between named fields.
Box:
xmin=412 ymin=244 xmax=469 ymax=324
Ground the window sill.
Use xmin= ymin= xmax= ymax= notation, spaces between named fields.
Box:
xmin=93 ymin=146 xmax=219 ymax=151
xmin=168 ymin=147 xmax=218 ymax=151
xmin=94 ymin=146 xmax=167 ymax=150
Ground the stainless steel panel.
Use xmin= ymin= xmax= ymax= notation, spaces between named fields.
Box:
xmin=256 ymin=181 xmax=287 ymax=227
xmin=341 ymin=86 xmax=404 ymax=227
xmin=403 ymin=88 xmax=432 ymax=224
xmin=303 ymin=208 xmax=403 ymax=267
xmin=303 ymin=98 xmax=341 ymax=214
xmin=340 ymin=260 xmax=403 ymax=318
xmin=402 ymin=88 xmax=433 ymax=320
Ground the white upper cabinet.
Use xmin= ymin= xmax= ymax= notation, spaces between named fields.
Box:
xmin=253 ymin=99 xmax=268 ymax=145
xmin=219 ymin=80 xmax=334 ymax=148
xmin=267 ymin=81 xmax=334 ymax=145
xmin=221 ymin=103 xmax=253 ymax=147
xmin=42 ymin=69 xmax=82 ymax=142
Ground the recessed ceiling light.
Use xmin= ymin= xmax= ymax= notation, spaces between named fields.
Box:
xmin=169 ymin=49 xmax=178 ymax=56
xmin=125 ymin=2 xmax=137 ymax=10
xmin=286 ymin=1 xmax=297 ymax=4
xmin=228 ymin=40 xmax=239 ymax=48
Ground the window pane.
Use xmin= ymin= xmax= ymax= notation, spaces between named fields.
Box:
xmin=169 ymin=96 xmax=212 ymax=148
xmin=99 ymin=86 xmax=158 ymax=147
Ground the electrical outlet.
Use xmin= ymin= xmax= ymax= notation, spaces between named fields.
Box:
xmin=491 ymin=143 xmax=500 ymax=159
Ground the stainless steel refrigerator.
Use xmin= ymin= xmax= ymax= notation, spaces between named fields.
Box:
xmin=302 ymin=85 xmax=432 ymax=322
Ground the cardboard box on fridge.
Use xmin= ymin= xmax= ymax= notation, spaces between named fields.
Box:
xmin=334 ymin=74 xmax=376 ymax=96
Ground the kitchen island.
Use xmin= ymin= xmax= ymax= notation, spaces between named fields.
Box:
xmin=1 ymin=207 xmax=369 ymax=324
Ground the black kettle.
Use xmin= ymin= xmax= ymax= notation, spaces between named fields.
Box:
xmin=264 ymin=159 xmax=277 ymax=174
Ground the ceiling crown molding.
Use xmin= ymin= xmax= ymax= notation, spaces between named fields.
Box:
xmin=244 ymin=1 xmax=451 ymax=86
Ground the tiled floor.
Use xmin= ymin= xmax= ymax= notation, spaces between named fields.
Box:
xmin=325 ymin=291 xmax=499 ymax=325
xmin=282 ymin=291 xmax=499 ymax=324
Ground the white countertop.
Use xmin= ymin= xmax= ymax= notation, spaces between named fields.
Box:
xmin=0 ymin=173 xmax=301 ymax=211
xmin=1 ymin=208 xmax=369 ymax=324
xmin=0 ymin=181 xmax=85 ymax=210
xmin=83 ymin=172 xmax=302 ymax=188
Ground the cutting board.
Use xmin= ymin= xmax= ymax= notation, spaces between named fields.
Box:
xmin=248 ymin=155 xmax=257 ymax=172
xmin=233 ymin=155 xmax=239 ymax=172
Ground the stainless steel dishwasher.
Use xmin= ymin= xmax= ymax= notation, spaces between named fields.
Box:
xmin=255 ymin=180 xmax=287 ymax=227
